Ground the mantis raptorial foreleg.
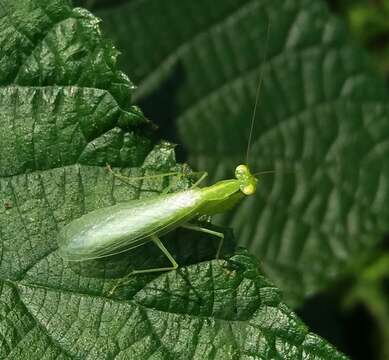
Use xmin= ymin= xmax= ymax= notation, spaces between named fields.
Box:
xmin=159 ymin=170 xmax=206 ymax=194
xmin=181 ymin=223 xmax=224 ymax=259
xmin=106 ymin=164 xmax=207 ymax=194
xmin=190 ymin=171 xmax=208 ymax=188
xmin=106 ymin=164 xmax=183 ymax=183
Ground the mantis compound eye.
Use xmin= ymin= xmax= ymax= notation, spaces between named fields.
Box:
xmin=235 ymin=164 xmax=257 ymax=195
xmin=241 ymin=183 xmax=256 ymax=195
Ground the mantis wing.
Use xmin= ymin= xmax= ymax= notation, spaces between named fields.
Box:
xmin=58 ymin=189 xmax=203 ymax=261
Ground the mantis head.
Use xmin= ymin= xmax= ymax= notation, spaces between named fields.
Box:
xmin=235 ymin=164 xmax=258 ymax=195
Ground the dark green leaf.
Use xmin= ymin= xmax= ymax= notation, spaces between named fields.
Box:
xmin=93 ymin=0 xmax=389 ymax=305
xmin=0 ymin=0 xmax=347 ymax=358
xmin=0 ymin=0 xmax=152 ymax=178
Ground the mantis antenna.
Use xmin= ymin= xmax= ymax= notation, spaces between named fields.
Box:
xmin=245 ymin=21 xmax=271 ymax=166
xmin=253 ymin=170 xmax=276 ymax=176
xmin=253 ymin=169 xmax=294 ymax=177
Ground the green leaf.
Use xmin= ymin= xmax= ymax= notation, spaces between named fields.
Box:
xmin=0 ymin=0 xmax=152 ymax=177
xmin=0 ymin=0 xmax=347 ymax=358
xmin=92 ymin=0 xmax=389 ymax=305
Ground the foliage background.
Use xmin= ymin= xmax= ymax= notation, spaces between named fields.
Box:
xmin=72 ymin=1 xmax=389 ymax=359
xmin=1 ymin=0 xmax=389 ymax=358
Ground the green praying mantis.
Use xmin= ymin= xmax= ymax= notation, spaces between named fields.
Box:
xmin=57 ymin=23 xmax=272 ymax=290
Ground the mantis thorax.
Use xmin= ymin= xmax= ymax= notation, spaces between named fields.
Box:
xmin=235 ymin=164 xmax=258 ymax=195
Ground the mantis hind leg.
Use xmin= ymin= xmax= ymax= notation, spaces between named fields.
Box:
xmin=131 ymin=235 xmax=178 ymax=274
xmin=107 ymin=235 xmax=178 ymax=296
xmin=181 ymin=223 xmax=224 ymax=259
